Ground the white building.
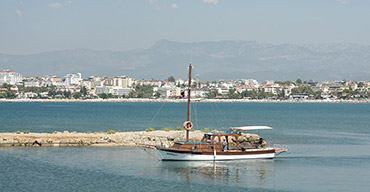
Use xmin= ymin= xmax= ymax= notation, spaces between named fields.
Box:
xmin=95 ymin=86 xmax=111 ymax=95
xmin=158 ymin=86 xmax=182 ymax=98
xmin=24 ymin=81 xmax=41 ymax=87
xmin=244 ymin=79 xmax=259 ymax=87
xmin=113 ymin=76 xmax=132 ymax=88
xmin=64 ymin=73 xmax=82 ymax=85
xmin=263 ymin=84 xmax=281 ymax=95
xmin=0 ymin=70 xmax=23 ymax=85
xmin=135 ymin=80 xmax=162 ymax=87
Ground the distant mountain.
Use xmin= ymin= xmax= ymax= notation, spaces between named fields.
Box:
xmin=1 ymin=40 xmax=370 ymax=81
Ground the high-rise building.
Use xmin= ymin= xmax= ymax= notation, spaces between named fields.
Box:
xmin=0 ymin=70 xmax=23 ymax=85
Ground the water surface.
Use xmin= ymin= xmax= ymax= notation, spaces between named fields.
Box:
xmin=1 ymin=102 xmax=370 ymax=191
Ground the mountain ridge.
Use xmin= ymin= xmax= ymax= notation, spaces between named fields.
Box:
xmin=1 ymin=40 xmax=369 ymax=81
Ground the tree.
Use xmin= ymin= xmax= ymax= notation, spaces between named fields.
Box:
xmin=2 ymin=83 xmax=12 ymax=90
xmin=128 ymin=84 xmax=154 ymax=98
xmin=63 ymin=91 xmax=71 ymax=98
xmin=275 ymin=81 xmax=294 ymax=85
xmin=291 ymin=85 xmax=314 ymax=94
xmin=227 ymin=88 xmax=242 ymax=99
xmin=98 ymin=93 xmax=108 ymax=99
xmin=72 ymin=92 xmax=82 ymax=99
xmin=358 ymin=82 xmax=365 ymax=88
xmin=191 ymin=82 xmax=197 ymax=88
xmin=168 ymin=76 xmax=176 ymax=82
xmin=206 ymin=89 xmax=219 ymax=99
xmin=48 ymin=90 xmax=57 ymax=97
xmin=0 ymin=91 xmax=16 ymax=99
xmin=81 ymin=86 xmax=88 ymax=96
xmin=154 ymin=91 xmax=161 ymax=98
xmin=296 ymin=78 xmax=302 ymax=84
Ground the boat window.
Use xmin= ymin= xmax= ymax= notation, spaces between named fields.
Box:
xmin=208 ymin=146 xmax=213 ymax=149
xmin=206 ymin=135 xmax=212 ymax=142
xmin=191 ymin=146 xmax=197 ymax=150
xmin=213 ymin=136 xmax=219 ymax=143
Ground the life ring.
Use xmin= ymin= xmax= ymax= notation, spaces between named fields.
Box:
xmin=183 ymin=121 xmax=193 ymax=130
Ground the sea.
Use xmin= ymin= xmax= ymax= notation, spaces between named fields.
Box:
xmin=1 ymin=102 xmax=370 ymax=192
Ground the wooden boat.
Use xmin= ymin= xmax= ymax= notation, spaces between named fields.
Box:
xmin=155 ymin=63 xmax=287 ymax=161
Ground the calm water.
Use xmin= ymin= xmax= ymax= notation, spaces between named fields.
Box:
xmin=1 ymin=102 xmax=370 ymax=191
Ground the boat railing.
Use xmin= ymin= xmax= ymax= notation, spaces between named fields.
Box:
xmin=272 ymin=144 xmax=291 ymax=154
xmin=138 ymin=134 xmax=198 ymax=149
xmin=139 ymin=134 xmax=207 ymax=151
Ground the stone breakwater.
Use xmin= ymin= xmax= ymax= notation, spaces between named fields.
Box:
xmin=0 ymin=131 xmax=262 ymax=147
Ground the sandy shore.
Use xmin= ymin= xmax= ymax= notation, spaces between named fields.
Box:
xmin=1 ymin=98 xmax=369 ymax=103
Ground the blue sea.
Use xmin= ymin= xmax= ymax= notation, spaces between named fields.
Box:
xmin=1 ymin=102 xmax=370 ymax=192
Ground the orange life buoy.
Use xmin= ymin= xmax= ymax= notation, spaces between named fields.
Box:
xmin=183 ymin=121 xmax=193 ymax=130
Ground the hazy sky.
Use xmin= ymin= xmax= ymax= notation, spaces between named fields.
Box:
xmin=1 ymin=0 xmax=369 ymax=55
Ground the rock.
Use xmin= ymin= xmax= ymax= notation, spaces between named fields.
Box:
xmin=32 ymin=140 xmax=42 ymax=146
xmin=59 ymin=140 xmax=68 ymax=144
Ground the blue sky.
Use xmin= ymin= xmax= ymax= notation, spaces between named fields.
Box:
xmin=0 ymin=0 xmax=369 ymax=54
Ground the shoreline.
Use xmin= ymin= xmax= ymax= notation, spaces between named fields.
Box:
xmin=1 ymin=98 xmax=369 ymax=103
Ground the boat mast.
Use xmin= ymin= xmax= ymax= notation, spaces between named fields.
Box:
xmin=186 ymin=62 xmax=192 ymax=140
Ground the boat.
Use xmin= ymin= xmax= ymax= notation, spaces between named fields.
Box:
xmin=155 ymin=63 xmax=287 ymax=161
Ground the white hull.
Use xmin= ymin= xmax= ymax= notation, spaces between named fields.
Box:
xmin=156 ymin=148 xmax=276 ymax=161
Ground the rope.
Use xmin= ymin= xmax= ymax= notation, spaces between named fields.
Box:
xmin=192 ymin=101 xmax=199 ymax=130
xmin=210 ymin=102 xmax=225 ymax=129
xmin=146 ymin=102 xmax=166 ymax=129
xmin=143 ymin=147 xmax=161 ymax=161
xmin=214 ymin=102 xmax=232 ymax=128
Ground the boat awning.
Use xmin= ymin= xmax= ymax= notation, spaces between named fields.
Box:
xmin=230 ymin=126 xmax=273 ymax=131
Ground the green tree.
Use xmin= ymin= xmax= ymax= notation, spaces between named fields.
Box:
xmin=81 ymin=86 xmax=88 ymax=96
xmin=98 ymin=93 xmax=108 ymax=99
xmin=191 ymin=82 xmax=197 ymax=88
xmin=227 ymin=88 xmax=242 ymax=99
xmin=206 ymin=89 xmax=219 ymax=99
xmin=0 ymin=91 xmax=16 ymax=99
xmin=128 ymin=85 xmax=154 ymax=98
xmin=358 ymin=82 xmax=365 ymax=88
xmin=296 ymin=78 xmax=302 ymax=84
xmin=63 ymin=91 xmax=71 ymax=98
xmin=275 ymin=81 xmax=294 ymax=85
xmin=154 ymin=91 xmax=161 ymax=98
xmin=1 ymin=83 xmax=12 ymax=90
xmin=168 ymin=76 xmax=176 ymax=82
xmin=241 ymin=90 xmax=258 ymax=99
xmin=291 ymin=85 xmax=314 ymax=94
xmin=72 ymin=92 xmax=82 ymax=99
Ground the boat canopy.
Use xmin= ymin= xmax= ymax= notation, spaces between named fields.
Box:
xmin=231 ymin=126 xmax=273 ymax=131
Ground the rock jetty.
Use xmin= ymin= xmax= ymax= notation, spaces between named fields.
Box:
xmin=0 ymin=131 xmax=262 ymax=147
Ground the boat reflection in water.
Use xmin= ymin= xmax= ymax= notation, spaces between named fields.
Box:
xmin=158 ymin=159 xmax=275 ymax=186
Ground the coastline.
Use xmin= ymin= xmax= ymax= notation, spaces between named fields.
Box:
xmin=1 ymin=98 xmax=369 ymax=103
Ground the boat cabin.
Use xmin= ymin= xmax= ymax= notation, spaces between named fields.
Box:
xmin=169 ymin=126 xmax=272 ymax=153
xmin=170 ymin=129 xmax=245 ymax=153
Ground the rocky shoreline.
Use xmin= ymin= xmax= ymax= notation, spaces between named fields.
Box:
xmin=0 ymin=130 xmax=262 ymax=147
